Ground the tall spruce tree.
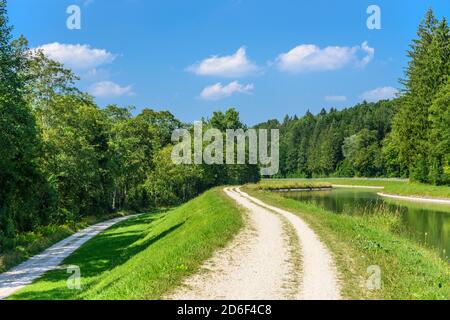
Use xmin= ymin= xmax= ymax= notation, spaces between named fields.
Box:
xmin=429 ymin=76 xmax=450 ymax=184
xmin=428 ymin=18 xmax=450 ymax=184
xmin=390 ymin=9 xmax=449 ymax=182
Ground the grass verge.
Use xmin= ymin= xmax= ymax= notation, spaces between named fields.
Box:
xmin=0 ymin=211 xmax=132 ymax=274
xmin=244 ymin=186 xmax=450 ymax=300
xmin=8 ymin=187 xmax=242 ymax=300
xmin=254 ymin=180 xmax=331 ymax=191
xmin=383 ymin=182 xmax=450 ymax=199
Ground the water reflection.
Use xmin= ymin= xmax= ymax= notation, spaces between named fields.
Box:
xmin=283 ymin=188 xmax=450 ymax=261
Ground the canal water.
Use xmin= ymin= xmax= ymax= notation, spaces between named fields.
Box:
xmin=282 ymin=188 xmax=450 ymax=262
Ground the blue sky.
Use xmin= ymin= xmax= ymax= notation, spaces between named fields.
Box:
xmin=7 ymin=0 xmax=449 ymax=125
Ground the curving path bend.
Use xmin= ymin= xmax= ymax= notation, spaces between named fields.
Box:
xmin=169 ymin=187 xmax=341 ymax=300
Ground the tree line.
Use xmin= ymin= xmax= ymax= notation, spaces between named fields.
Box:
xmin=0 ymin=1 xmax=258 ymax=249
xmin=256 ymin=9 xmax=449 ymax=184
xmin=256 ymin=100 xmax=397 ymax=178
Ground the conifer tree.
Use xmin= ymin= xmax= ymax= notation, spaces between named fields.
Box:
xmin=390 ymin=9 xmax=449 ymax=182
xmin=429 ymin=76 xmax=450 ymax=184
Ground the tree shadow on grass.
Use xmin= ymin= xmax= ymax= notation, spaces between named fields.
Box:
xmin=10 ymin=217 xmax=186 ymax=300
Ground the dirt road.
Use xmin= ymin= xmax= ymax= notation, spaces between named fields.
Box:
xmin=169 ymin=187 xmax=341 ymax=300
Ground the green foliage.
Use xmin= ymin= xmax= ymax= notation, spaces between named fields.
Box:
xmin=257 ymin=101 xmax=396 ymax=178
xmin=145 ymin=146 xmax=205 ymax=206
xmin=0 ymin=1 xmax=54 ymax=245
xmin=38 ymin=94 xmax=113 ymax=218
xmin=204 ymin=108 xmax=260 ymax=185
xmin=388 ymin=9 xmax=450 ymax=184
xmin=104 ymin=106 xmax=182 ymax=210
xmin=342 ymin=129 xmax=383 ymax=177
xmin=25 ymin=49 xmax=80 ymax=108
xmin=429 ymin=77 xmax=450 ymax=184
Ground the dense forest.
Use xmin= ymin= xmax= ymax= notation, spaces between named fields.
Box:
xmin=256 ymin=100 xmax=397 ymax=178
xmin=256 ymin=9 xmax=449 ymax=184
xmin=0 ymin=1 xmax=258 ymax=249
xmin=0 ymin=2 xmax=448 ymax=250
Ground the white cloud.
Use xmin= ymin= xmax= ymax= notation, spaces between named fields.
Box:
xmin=359 ymin=41 xmax=375 ymax=67
xmin=200 ymin=81 xmax=254 ymax=100
xmin=276 ymin=41 xmax=374 ymax=73
xmin=325 ymin=95 xmax=347 ymax=102
xmin=361 ymin=86 xmax=398 ymax=102
xmin=89 ymin=81 xmax=134 ymax=98
xmin=188 ymin=47 xmax=259 ymax=77
xmin=34 ymin=43 xmax=116 ymax=70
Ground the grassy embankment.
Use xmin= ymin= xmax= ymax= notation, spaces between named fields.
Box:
xmin=244 ymin=181 xmax=450 ymax=300
xmin=8 ymin=188 xmax=242 ymax=300
xmin=267 ymin=178 xmax=450 ymax=199
xmin=0 ymin=212 xmax=133 ymax=274
xmin=256 ymin=180 xmax=331 ymax=191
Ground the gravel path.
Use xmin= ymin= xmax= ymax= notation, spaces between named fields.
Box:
xmin=169 ymin=187 xmax=341 ymax=300
xmin=0 ymin=215 xmax=138 ymax=300
xmin=169 ymin=187 xmax=295 ymax=300
xmin=236 ymin=188 xmax=341 ymax=300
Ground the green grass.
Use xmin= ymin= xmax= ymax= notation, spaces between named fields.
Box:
xmin=8 ymin=187 xmax=242 ymax=300
xmin=265 ymin=178 xmax=450 ymax=199
xmin=243 ymin=187 xmax=450 ymax=300
xmin=251 ymin=180 xmax=331 ymax=191
xmin=383 ymin=182 xmax=450 ymax=199
xmin=0 ymin=212 xmax=132 ymax=274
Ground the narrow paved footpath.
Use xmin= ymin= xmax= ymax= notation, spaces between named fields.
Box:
xmin=169 ymin=187 xmax=341 ymax=300
xmin=0 ymin=215 xmax=137 ymax=300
